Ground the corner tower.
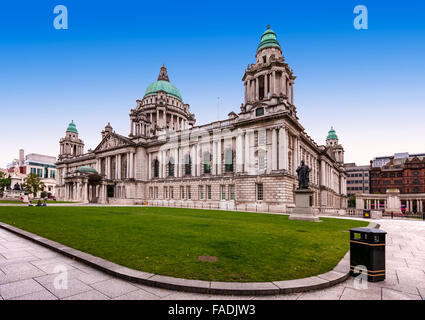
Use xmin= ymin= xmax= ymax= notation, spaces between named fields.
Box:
xmin=58 ymin=121 xmax=85 ymax=160
xmin=326 ymin=127 xmax=344 ymax=163
xmin=241 ymin=26 xmax=297 ymax=117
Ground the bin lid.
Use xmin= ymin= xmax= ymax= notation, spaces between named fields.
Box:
xmin=350 ymin=227 xmax=387 ymax=235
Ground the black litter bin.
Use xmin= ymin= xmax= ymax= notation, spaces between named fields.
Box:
xmin=349 ymin=227 xmax=387 ymax=282
xmin=363 ymin=210 xmax=371 ymax=219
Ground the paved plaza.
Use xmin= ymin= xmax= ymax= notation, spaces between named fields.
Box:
xmin=0 ymin=217 xmax=424 ymax=300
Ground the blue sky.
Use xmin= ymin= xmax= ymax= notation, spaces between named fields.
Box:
xmin=1 ymin=0 xmax=424 ymax=167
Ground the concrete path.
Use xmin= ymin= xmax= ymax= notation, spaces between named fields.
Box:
xmin=0 ymin=218 xmax=424 ymax=300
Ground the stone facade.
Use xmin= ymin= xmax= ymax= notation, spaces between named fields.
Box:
xmin=344 ymin=163 xmax=370 ymax=196
xmin=55 ymin=27 xmax=347 ymax=213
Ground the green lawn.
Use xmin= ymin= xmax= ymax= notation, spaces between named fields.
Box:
xmin=0 ymin=206 xmax=367 ymax=282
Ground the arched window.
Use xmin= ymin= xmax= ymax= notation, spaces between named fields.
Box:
xmin=184 ymin=154 xmax=191 ymax=175
xmin=203 ymin=151 xmax=211 ymax=174
xmin=224 ymin=148 xmax=234 ymax=172
xmin=153 ymin=159 xmax=159 ymax=178
xmin=168 ymin=157 xmax=175 ymax=177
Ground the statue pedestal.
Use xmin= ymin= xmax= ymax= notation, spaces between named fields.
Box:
xmin=289 ymin=189 xmax=321 ymax=222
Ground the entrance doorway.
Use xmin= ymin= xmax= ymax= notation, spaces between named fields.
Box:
xmin=107 ymin=185 xmax=115 ymax=198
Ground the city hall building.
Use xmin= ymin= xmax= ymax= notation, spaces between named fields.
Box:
xmin=55 ymin=27 xmax=347 ymax=214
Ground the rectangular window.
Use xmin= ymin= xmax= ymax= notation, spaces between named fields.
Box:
xmin=256 ymin=183 xmax=264 ymax=201
xmin=50 ymin=170 xmax=56 ymax=179
xmin=170 ymin=187 xmax=174 ymax=199
xmin=199 ymin=186 xmax=204 ymax=200
xmin=258 ymin=152 xmax=266 ymax=171
xmin=154 ymin=187 xmax=158 ymax=199
xmin=181 ymin=186 xmax=185 ymax=199
xmin=229 ymin=185 xmax=235 ymax=200
xmin=221 ymin=185 xmax=226 ymax=200
xmin=207 ymin=185 xmax=212 ymax=200
xmin=164 ymin=186 xmax=168 ymax=199
xmin=258 ymin=130 xmax=266 ymax=146
xmin=187 ymin=186 xmax=191 ymax=200
xmin=31 ymin=168 xmax=36 ymax=175
xmin=37 ymin=168 xmax=42 ymax=177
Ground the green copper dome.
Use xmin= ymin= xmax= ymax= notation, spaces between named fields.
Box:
xmin=67 ymin=121 xmax=78 ymax=133
xmin=327 ymin=127 xmax=338 ymax=140
xmin=257 ymin=26 xmax=281 ymax=52
xmin=74 ymin=166 xmax=98 ymax=175
xmin=143 ymin=65 xmax=183 ymax=101
xmin=144 ymin=80 xmax=182 ymax=101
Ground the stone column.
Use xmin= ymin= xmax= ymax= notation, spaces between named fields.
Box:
xmin=129 ymin=152 xmax=134 ymax=179
xmin=255 ymin=78 xmax=259 ymax=101
xmin=196 ymin=145 xmax=201 ymax=176
xmin=173 ymin=148 xmax=178 ymax=177
xmin=130 ymin=120 xmax=134 ymax=136
xmin=126 ymin=153 xmax=130 ymax=179
xmin=217 ymin=139 xmax=222 ymax=175
xmin=264 ymin=74 xmax=268 ymax=99
xmin=294 ymin=138 xmax=300 ymax=174
xmin=244 ymin=132 xmax=250 ymax=173
xmin=191 ymin=145 xmax=196 ymax=177
xmin=212 ymin=141 xmax=217 ymax=175
xmin=236 ymin=133 xmax=243 ymax=173
xmin=148 ymin=153 xmax=152 ymax=180
xmin=249 ymin=131 xmax=255 ymax=175
xmin=271 ymin=128 xmax=278 ymax=171
xmin=278 ymin=127 xmax=287 ymax=170
xmin=107 ymin=157 xmax=111 ymax=180
xmin=117 ymin=154 xmax=121 ymax=180
xmin=321 ymin=161 xmax=326 ymax=187
xmin=272 ymin=71 xmax=276 ymax=95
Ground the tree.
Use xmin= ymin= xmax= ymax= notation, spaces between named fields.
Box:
xmin=23 ymin=173 xmax=45 ymax=198
xmin=0 ymin=172 xmax=11 ymax=197
xmin=348 ymin=194 xmax=356 ymax=208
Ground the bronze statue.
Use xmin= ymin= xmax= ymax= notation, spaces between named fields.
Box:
xmin=296 ymin=160 xmax=310 ymax=189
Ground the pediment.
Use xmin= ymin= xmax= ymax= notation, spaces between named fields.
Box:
xmin=94 ymin=133 xmax=135 ymax=152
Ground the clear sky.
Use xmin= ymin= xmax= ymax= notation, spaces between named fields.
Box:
xmin=1 ymin=0 xmax=424 ymax=167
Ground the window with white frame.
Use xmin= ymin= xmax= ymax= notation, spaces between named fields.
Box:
xmin=256 ymin=183 xmax=264 ymax=201
xmin=187 ymin=186 xmax=191 ymax=199
xmin=207 ymin=185 xmax=212 ymax=200
xmin=229 ymin=185 xmax=235 ymax=200
xmin=258 ymin=130 xmax=266 ymax=146
xmin=221 ymin=185 xmax=226 ymax=200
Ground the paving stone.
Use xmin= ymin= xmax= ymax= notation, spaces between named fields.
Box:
xmin=90 ymin=278 xmax=139 ymax=298
xmin=0 ymin=250 xmax=35 ymax=260
xmin=340 ymin=286 xmax=382 ymax=300
xmin=134 ymin=283 xmax=174 ymax=298
xmin=417 ymin=287 xmax=425 ymax=299
xmin=381 ymin=288 xmax=422 ymax=300
xmin=0 ymin=279 xmax=45 ymax=300
xmin=32 ymin=261 xmax=77 ymax=275
xmin=297 ymin=283 xmax=345 ymax=300
xmin=113 ymin=289 xmax=159 ymax=300
xmin=34 ymin=273 xmax=92 ymax=299
xmin=253 ymin=293 xmax=301 ymax=300
xmin=11 ymin=289 xmax=58 ymax=300
xmin=63 ymin=290 xmax=110 ymax=300
xmin=0 ymin=262 xmax=46 ymax=285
